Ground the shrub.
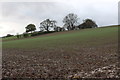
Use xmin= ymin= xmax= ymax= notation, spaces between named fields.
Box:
xmin=6 ymin=34 xmax=14 ymax=37
xmin=31 ymin=32 xmax=39 ymax=36
xmin=23 ymin=33 xmax=29 ymax=38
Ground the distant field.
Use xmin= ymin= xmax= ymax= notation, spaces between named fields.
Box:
xmin=3 ymin=26 xmax=118 ymax=49
xmin=2 ymin=26 xmax=118 ymax=78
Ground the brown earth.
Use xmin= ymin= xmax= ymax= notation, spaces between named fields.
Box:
xmin=2 ymin=43 xmax=119 ymax=78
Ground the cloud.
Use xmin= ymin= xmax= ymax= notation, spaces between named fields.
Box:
xmin=0 ymin=0 xmax=119 ymax=37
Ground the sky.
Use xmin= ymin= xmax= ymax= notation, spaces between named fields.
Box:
xmin=0 ymin=0 xmax=119 ymax=37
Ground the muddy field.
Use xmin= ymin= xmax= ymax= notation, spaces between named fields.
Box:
xmin=2 ymin=43 xmax=119 ymax=78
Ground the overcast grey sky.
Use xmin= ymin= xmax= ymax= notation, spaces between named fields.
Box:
xmin=0 ymin=0 xmax=119 ymax=37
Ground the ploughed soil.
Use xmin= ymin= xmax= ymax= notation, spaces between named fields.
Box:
xmin=2 ymin=43 xmax=119 ymax=78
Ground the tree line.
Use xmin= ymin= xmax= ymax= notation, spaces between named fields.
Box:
xmin=4 ymin=13 xmax=98 ymax=38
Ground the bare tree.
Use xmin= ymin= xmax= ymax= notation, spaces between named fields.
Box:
xmin=63 ymin=13 xmax=78 ymax=30
xmin=40 ymin=19 xmax=57 ymax=32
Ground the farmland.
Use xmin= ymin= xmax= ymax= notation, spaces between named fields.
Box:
xmin=2 ymin=26 xmax=119 ymax=78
